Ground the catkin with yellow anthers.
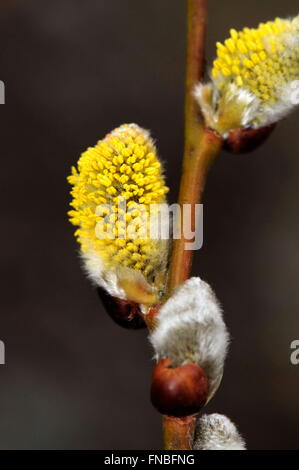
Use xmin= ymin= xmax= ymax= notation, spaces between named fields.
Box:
xmin=212 ymin=17 xmax=298 ymax=103
xmin=194 ymin=16 xmax=299 ymax=136
xmin=68 ymin=124 xmax=169 ymax=304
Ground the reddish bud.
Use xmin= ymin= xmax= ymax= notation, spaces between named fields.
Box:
xmin=97 ymin=287 xmax=146 ymax=329
xmin=151 ymin=359 xmax=209 ymax=418
xmin=224 ymin=124 xmax=275 ymax=154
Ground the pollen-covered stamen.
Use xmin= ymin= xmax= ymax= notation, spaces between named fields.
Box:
xmin=195 ymin=16 xmax=299 ymax=136
xmin=212 ymin=17 xmax=299 ymax=104
xmin=68 ymin=124 xmax=169 ymax=301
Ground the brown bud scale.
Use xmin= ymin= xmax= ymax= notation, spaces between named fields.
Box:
xmin=97 ymin=287 xmax=146 ymax=329
xmin=224 ymin=124 xmax=276 ymax=154
xmin=151 ymin=359 xmax=209 ymax=418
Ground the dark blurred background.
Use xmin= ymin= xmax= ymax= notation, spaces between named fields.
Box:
xmin=0 ymin=0 xmax=298 ymax=450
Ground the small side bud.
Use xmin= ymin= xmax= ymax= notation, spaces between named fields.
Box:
xmin=193 ymin=414 xmax=246 ymax=450
xmin=97 ymin=287 xmax=146 ymax=329
xmin=224 ymin=124 xmax=275 ymax=154
xmin=151 ymin=359 xmax=209 ymax=417
xmin=145 ymin=304 xmax=161 ymax=331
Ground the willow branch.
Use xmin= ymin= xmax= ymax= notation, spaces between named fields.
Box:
xmin=162 ymin=0 xmax=222 ymax=451
xmin=163 ymin=415 xmax=197 ymax=451
xmin=168 ymin=0 xmax=222 ymax=292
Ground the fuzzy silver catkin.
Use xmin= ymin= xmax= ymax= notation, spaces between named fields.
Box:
xmin=150 ymin=277 xmax=229 ymax=401
xmin=193 ymin=414 xmax=246 ymax=450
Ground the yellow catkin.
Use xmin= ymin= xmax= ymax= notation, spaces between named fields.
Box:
xmin=68 ymin=124 xmax=169 ymax=283
xmin=212 ymin=16 xmax=299 ymax=104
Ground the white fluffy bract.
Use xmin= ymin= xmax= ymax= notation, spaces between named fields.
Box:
xmin=81 ymin=250 xmax=127 ymax=299
xmin=193 ymin=414 xmax=246 ymax=450
xmin=194 ymin=79 xmax=299 ymax=136
xmin=194 ymin=82 xmax=261 ymax=137
xmin=150 ymin=277 xmax=229 ymax=400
